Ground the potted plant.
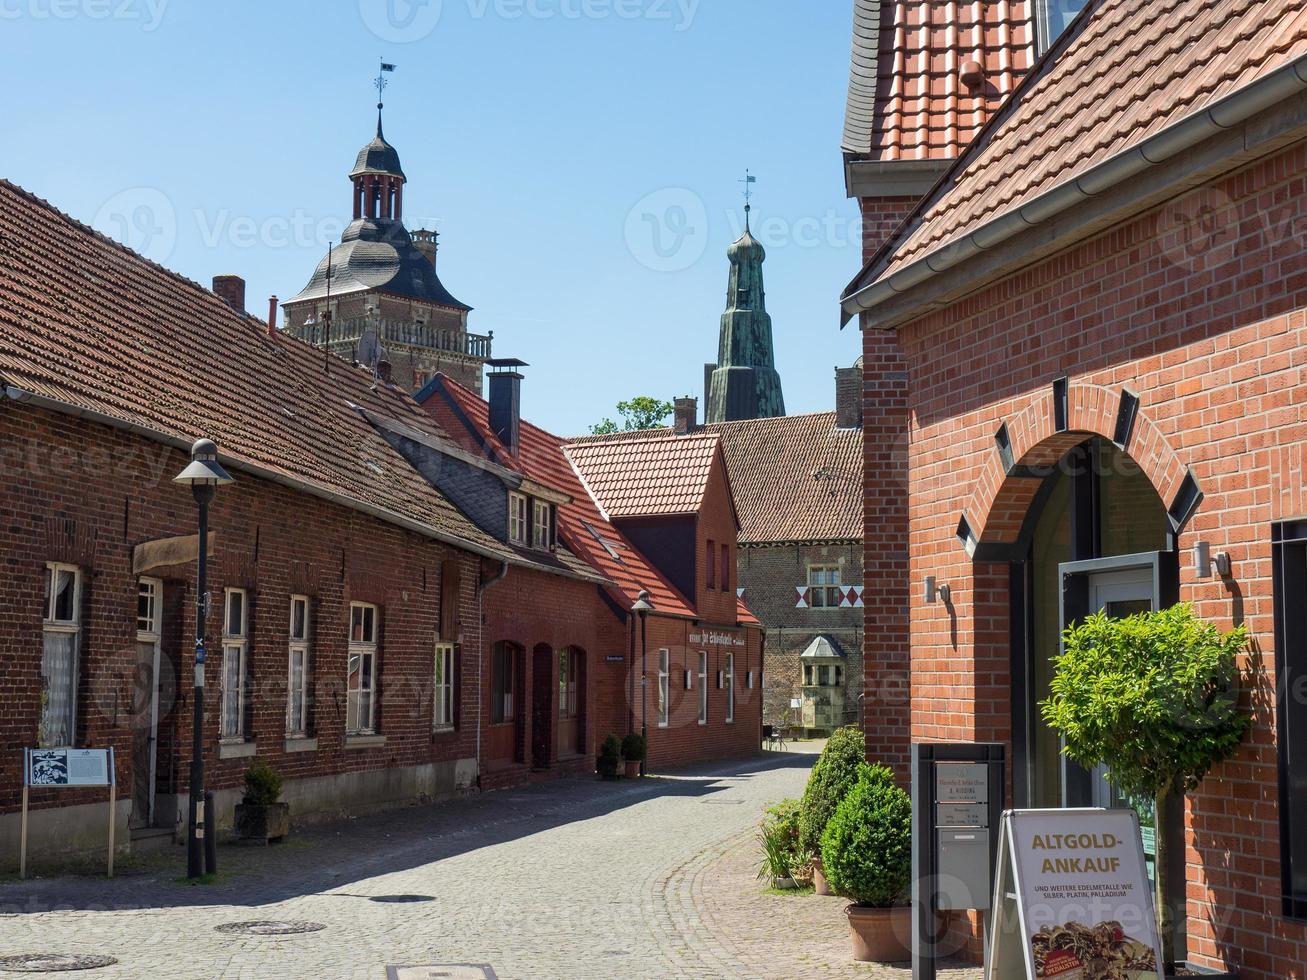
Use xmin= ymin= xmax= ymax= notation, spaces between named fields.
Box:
xmin=621 ymin=732 xmax=646 ymax=779
xmin=756 ymin=798 xmax=811 ymax=889
xmin=798 ymin=725 xmax=865 ymax=896
xmin=597 ymin=733 xmax=622 ymax=781
xmin=234 ymin=762 xmax=290 ymax=844
xmin=820 ymin=763 xmax=912 ymax=963
xmin=1042 ymin=603 xmax=1250 ymax=979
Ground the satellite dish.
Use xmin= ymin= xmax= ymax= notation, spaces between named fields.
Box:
xmin=357 ymin=330 xmax=381 ymax=368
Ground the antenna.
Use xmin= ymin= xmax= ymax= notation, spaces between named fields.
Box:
xmin=739 ymin=169 xmax=757 ymax=230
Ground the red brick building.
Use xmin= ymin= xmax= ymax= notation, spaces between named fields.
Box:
xmin=841 ymin=1 xmax=1307 ymax=975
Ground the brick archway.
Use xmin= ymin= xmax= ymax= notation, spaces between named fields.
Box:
xmin=962 ymin=382 xmax=1192 ymax=550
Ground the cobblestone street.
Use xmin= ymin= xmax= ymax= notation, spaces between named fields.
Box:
xmin=0 ymin=750 xmax=981 ymax=980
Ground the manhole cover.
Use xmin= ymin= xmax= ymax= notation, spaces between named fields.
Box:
xmin=0 ymin=954 xmax=117 ymax=973
xmin=215 ymin=920 xmax=326 ymax=936
xmin=369 ymin=894 xmax=433 ymax=904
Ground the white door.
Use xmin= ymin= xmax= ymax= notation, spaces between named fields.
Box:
xmin=132 ymin=578 xmax=163 ymax=828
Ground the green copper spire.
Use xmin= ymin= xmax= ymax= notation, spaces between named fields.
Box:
xmin=706 ymin=199 xmax=785 ymax=423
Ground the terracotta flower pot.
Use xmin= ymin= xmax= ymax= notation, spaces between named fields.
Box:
xmin=846 ymin=904 xmax=911 ymax=963
xmin=624 ymin=760 xmax=642 ymax=779
xmin=812 ymin=856 xmax=832 ymax=896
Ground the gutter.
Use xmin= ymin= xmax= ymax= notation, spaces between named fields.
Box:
xmin=840 ymin=53 xmax=1307 ymax=323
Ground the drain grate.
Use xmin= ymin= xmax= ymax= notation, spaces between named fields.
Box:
xmin=215 ymin=920 xmax=326 ymax=936
xmin=0 ymin=954 xmax=117 ymax=973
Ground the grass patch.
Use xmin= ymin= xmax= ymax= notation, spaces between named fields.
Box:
xmin=172 ymin=870 xmax=234 ymax=886
xmin=763 ymin=884 xmax=816 ymax=897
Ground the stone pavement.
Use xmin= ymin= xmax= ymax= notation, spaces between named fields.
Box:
xmin=0 ymin=748 xmax=982 ymax=979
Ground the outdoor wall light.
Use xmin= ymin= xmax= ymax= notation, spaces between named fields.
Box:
xmin=1193 ymin=541 xmax=1232 ymax=579
xmin=924 ymin=576 xmax=951 ymax=604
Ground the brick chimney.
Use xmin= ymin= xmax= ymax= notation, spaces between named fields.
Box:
xmin=412 ymin=228 xmax=438 ymax=271
xmin=213 ymin=275 xmax=246 ymax=314
xmin=835 ymin=364 xmax=863 ymax=429
xmin=267 ymin=295 xmax=279 ymax=336
xmin=673 ymin=397 xmax=698 ymax=435
xmin=488 ymin=358 xmax=528 ymax=456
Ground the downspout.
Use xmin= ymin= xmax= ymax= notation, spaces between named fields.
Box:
xmin=475 ymin=560 xmax=509 ymax=785
xmin=627 ymin=612 xmax=636 ymax=736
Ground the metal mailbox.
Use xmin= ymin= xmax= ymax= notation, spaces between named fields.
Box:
xmin=937 ymin=828 xmax=990 ymax=910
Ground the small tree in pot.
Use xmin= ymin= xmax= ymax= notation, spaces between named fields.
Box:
xmin=234 ymin=763 xmax=289 ymax=844
xmin=597 ymin=733 xmax=623 ymax=781
xmin=821 ymin=763 xmax=911 ymax=962
xmin=1042 ymin=603 xmax=1251 ymax=976
xmin=798 ymin=725 xmax=865 ymax=895
xmin=621 ymin=732 xmax=646 ymax=779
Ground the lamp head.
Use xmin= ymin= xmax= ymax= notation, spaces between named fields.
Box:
xmin=173 ymin=438 xmax=235 ymax=487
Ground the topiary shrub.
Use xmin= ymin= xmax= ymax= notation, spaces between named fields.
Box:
xmin=621 ymin=731 xmax=647 ymax=763
xmin=242 ymin=763 xmax=283 ymax=807
xmin=820 ymin=763 xmax=910 ymax=908
xmin=798 ymin=725 xmax=866 ymax=855
xmin=598 ymin=733 xmax=623 ymax=779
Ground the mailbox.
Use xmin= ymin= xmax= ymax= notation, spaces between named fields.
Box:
xmin=937 ymin=828 xmax=990 ymax=910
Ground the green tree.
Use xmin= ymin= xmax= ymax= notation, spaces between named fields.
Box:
xmin=1041 ymin=603 xmax=1251 ymax=969
xmin=590 ymin=396 xmax=675 ymax=435
xmin=797 ymin=725 xmax=866 ymax=855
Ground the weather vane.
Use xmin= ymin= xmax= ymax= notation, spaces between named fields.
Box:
xmin=739 ymin=169 xmax=757 ymax=229
xmin=375 ymin=58 xmax=396 ymax=107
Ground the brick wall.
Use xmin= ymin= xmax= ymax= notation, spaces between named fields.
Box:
xmin=884 ymin=141 xmax=1307 ymax=978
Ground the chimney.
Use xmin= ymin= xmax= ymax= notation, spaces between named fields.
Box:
xmin=377 ymin=360 xmax=393 ymax=385
xmin=412 ymin=228 xmax=439 ymax=271
xmin=673 ymin=397 xmax=698 ymax=435
xmin=487 ymin=358 xmax=528 ymax=456
xmin=212 ymin=275 xmax=246 ymax=314
xmin=835 ymin=364 xmax=863 ymax=429
xmin=267 ymin=295 xmax=279 ymax=337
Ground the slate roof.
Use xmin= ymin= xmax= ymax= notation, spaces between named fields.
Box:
xmin=848 ymin=0 xmax=1307 ymax=293
xmin=0 ymin=179 xmax=554 ymax=571
xmin=351 ymin=118 xmax=406 ymax=179
xmin=842 ymin=0 xmax=1036 ymax=161
xmin=567 ymin=412 xmax=863 ymax=545
xmin=563 ymin=434 xmax=722 ymax=519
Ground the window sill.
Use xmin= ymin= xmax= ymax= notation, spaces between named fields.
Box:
xmin=218 ymin=740 xmax=257 ymax=760
xmin=658 ymin=722 xmax=669 ymax=729
xmin=431 ymin=726 xmax=456 ymax=737
xmin=344 ymin=734 xmax=386 ymax=750
xmin=284 ymin=737 xmax=317 ymax=753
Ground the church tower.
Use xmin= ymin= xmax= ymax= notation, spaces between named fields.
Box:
xmin=282 ymin=76 xmax=491 ymax=394
xmin=704 ymin=203 xmax=785 ymax=423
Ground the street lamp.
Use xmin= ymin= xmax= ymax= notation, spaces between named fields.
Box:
xmin=173 ymin=438 xmax=233 ymax=879
xmin=631 ymin=590 xmax=653 ymax=777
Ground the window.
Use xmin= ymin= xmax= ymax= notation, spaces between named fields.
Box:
xmin=532 ymin=499 xmax=553 ymax=550
xmin=137 ymin=577 xmax=160 ymax=636
xmin=508 ymin=492 xmax=528 ymax=545
xmin=721 ymin=543 xmax=731 ymax=593
xmin=1036 ymin=0 xmax=1090 ymax=51
xmin=725 ymin=653 xmax=735 ymax=724
xmin=657 ymin=648 xmax=670 ymax=727
xmin=559 ymin=648 xmax=577 ymax=719
xmin=492 ymin=642 xmax=515 ymax=724
xmin=39 ymin=563 xmax=81 ymax=747
xmin=434 ymin=641 xmax=455 ymax=730
xmin=221 ymin=589 xmax=249 ymax=740
xmin=286 ymin=596 xmax=311 ymax=737
xmin=808 ymin=565 xmax=843 ymax=608
xmin=706 ymin=540 xmax=716 ymax=590
xmin=697 ymin=652 xmax=708 ymax=725
xmin=347 ymin=603 xmax=378 ymax=735
xmin=1273 ymin=521 xmax=1307 ymax=918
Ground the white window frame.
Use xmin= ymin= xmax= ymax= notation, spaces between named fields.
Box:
xmin=559 ymin=648 xmax=577 ymax=720
xmin=697 ymin=652 xmax=708 ymax=726
xmin=434 ymin=641 xmax=455 ymax=731
xmin=808 ymin=564 xmax=843 ymax=609
xmin=532 ymin=499 xmax=552 ymax=550
xmin=725 ymin=653 xmax=735 ymax=724
xmin=1036 ymin=0 xmax=1089 ymax=52
xmin=40 ymin=563 xmax=82 ymax=748
xmin=286 ymin=595 xmax=311 ymax=737
xmin=347 ymin=602 xmax=379 ymax=735
xmin=508 ymin=492 xmax=528 ymax=545
xmin=657 ymin=648 xmax=670 ymax=727
xmin=221 ymin=588 xmax=249 ymax=741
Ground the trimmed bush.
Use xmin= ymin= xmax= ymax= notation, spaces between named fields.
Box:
xmin=621 ymin=731 xmax=647 ymax=763
xmin=598 ymin=733 xmax=623 ymax=778
xmin=242 ymin=763 xmax=283 ymax=807
xmin=820 ymin=763 xmax=910 ymax=908
xmin=798 ymin=725 xmax=866 ymax=854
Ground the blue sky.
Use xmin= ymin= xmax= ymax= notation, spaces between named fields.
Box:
xmin=3 ymin=0 xmax=863 ymax=435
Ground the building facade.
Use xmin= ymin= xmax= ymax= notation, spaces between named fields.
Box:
xmin=840 ymin=0 xmax=1307 ymax=975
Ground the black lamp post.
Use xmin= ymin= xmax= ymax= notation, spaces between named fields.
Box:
xmin=173 ymin=438 xmax=233 ymax=879
xmin=631 ymin=590 xmax=653 ymax=776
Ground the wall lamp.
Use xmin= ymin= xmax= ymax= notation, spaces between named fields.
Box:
xmin=1193 ymin=541 xmax=1231 ymax=579
xmin=924 ymin=576 xmax=951 ymax=604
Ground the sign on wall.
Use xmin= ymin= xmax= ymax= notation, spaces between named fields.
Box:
xmin=986 ymin=808 xmax=1163 ymax=980
xmin=25 ymin=748 xmax=112 ymax=787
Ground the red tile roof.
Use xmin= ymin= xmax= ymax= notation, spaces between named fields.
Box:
xmin=568 ymin=412 xmax=863 ymax=544
xmin=843 ymin=0 xmax=1036 ymax=162
xmin=0 ymin=180 xmax=553 ymax=569
xmin=563 ymin=434 xmax=722 ymax=519
xmin=851 ymin=0 xmax=1307 ymax=290
xmin=419 ymin=374 xmax=702 ymax=620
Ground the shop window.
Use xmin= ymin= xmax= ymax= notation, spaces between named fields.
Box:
xmin=39 ymin=563 xmax=82 ymax=747
xmin=347 ymin=602 xmax=379 ymax=734
xmin=286 ymin=595 xmax=311 ymax=737
xmin=434 ymin=641 xmax=455 ymax=730
xmin=492 ymin=642 xmax=516 ymax=724
xmin=808 ymin=565 xmax=842 ymax=608
xmin=221 ymin=589 xmax=249 ymax=741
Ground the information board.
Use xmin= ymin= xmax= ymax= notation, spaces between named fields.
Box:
xmin=25 ymin=748 xmax=113 ymax=787
xmin=986 ymin=809 xmax=1163 ymax=980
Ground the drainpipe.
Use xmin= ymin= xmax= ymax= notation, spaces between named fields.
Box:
xmin=475 ymin=560 xmax=509 ymax=784
xmin=627 ymin=612 xmax=636 ymax=736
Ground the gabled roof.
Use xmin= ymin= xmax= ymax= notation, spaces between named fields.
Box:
xmin=842 ymin=0 xmax=1307 ymax=315
xmin=563 ymin=434 xmax=723 ymax=519
xmin=567 ymin=412 xmax=863 ymax=545
xmin=0 ymin=180 xmax=543 ymax=570
xmin=417 ymin=374 xmax=702 ymax=620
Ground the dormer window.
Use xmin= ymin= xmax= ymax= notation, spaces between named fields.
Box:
xmin=1036 ymin=0 xmax=1090 ymax=52
xmin=508 ymin=492 xmax=527 ymax=545
xmin=532 ymin=499 xmax=554 ymax=551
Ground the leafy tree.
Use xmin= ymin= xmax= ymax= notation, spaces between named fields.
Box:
xmin=1041 ymin=603 xmax=1251 ymax=969
xmin=820 ymin=763 xmax=910 ymax=907
xmin=798 ymin=725 xmax=866 ymax=854
xmin=590 ymin=396 xmax=675 ymax=435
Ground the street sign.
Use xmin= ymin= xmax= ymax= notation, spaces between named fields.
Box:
xmin=985 ymin=808 xmax=1163 ymax=980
